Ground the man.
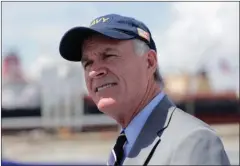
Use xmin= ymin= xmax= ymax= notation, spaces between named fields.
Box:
xmin=59 ymin=14 xmax=230 ymax=165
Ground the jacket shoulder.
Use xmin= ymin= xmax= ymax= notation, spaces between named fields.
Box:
xmin=169 ymin=107 xmax=214 ymax=134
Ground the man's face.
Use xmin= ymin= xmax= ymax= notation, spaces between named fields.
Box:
xmin=82 ymin=35 xmax=153 ymax=116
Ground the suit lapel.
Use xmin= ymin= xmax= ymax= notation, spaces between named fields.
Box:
xmin=123 ymin=95 xmax=176 ymax=165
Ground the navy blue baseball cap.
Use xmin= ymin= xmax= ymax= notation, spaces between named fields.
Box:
xmin=59 ymin=14 xmax=157 ymax=61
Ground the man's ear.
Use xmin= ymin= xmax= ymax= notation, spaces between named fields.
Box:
xmin=147 ymin=50 xmax=157 ymax=72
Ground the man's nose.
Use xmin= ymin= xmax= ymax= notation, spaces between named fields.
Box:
xmin=89 ymin=68 xmax=107 ymax=78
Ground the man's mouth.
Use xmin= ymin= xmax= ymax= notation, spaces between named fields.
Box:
xmin=95 ymin=83 xmax=117 ymax=92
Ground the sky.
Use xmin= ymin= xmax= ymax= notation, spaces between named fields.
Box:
xmin=2 ymin=2 xmax=239 ymax=92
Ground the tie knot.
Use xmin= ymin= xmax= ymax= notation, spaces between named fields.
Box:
xmin=109 ymin=131 xmax=127 ymax=165
xmin=116 ymin=132 xmax=127 ymax=146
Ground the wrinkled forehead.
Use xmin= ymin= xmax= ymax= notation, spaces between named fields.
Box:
xmin=82 ymin=34 xmax=120 ymax=50
xmin=82 ymin=34 xmax=132 ymax=58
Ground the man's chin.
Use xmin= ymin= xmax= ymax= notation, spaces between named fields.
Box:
xmin=97 ymin=98 xmax=117 ymax=111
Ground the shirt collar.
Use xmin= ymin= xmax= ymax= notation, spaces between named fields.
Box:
xmin=122 ymin=91 xmax=165 ymax=148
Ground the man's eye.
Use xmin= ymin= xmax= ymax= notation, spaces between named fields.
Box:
xmin=84 ymin=62 xmax=91 ymax=68
xmin=104 ymin=54 xmax=116 ymax=59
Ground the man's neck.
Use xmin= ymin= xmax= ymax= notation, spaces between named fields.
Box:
xmin=119 ymin=81 xmax=161 ymax=128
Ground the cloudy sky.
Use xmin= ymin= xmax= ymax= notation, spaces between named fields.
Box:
xmin=2 ymin=2 xmax=239 ymax=91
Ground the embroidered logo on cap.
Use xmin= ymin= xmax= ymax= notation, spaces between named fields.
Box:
xmin=90 ymin=17 xmax=109 ymax=26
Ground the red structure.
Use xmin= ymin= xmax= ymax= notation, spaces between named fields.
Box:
xmin=2 ymin=51 xmax=26 ymax=84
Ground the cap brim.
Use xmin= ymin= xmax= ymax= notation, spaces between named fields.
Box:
xmin=59 ymin=27 xmax=135 ymax=61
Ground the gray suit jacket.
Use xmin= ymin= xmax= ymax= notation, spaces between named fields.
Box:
xmin=121 ymin=95 xmax=230 ymax=165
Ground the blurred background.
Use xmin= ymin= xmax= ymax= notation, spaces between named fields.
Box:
xmin=1 ymin=1 xmax=239 ymax=165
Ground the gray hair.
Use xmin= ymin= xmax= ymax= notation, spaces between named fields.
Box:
xmin=133 ymin=39 xmax=164 ymax=87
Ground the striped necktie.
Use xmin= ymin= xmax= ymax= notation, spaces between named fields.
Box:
xmin=109 ymin=132 xmax=127 ymax=166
